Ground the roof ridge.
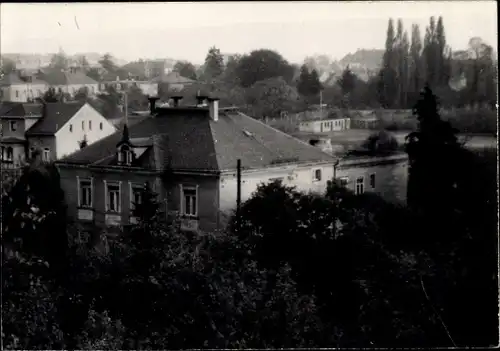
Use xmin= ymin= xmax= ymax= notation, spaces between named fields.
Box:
xmin=235 ymin=112 xmax=336 ymax=159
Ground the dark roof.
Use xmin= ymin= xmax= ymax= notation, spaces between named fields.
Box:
xmin=25 ymin=102 xmax=85 ymax=136
xmin=58 ymin=107 xmax=335 ymax=172
xmin=0 ymin=102 xmax=44 ymax=118
xmin=37 ymin=69 xmax=98 ymax=85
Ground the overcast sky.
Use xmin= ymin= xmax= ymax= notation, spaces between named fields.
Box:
xmin=1 ymin=2 xmax=497 ymax=64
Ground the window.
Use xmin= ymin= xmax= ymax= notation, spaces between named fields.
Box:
xmin=78 ymin=178 xmax=93 ymax=208
xmin=118 ymin=145 xmax=133 ymax=165
xmin=356 ymin=176 xmax=365 ymax=195
xmin=89 ymin=120 xmax=92 ymax=130
xmin=106 ymin=182 xmax=121 ymax=213
xmin=29 ymin=147 xmax=35 ymax=159
xmin=369 ymin=173 xmax=376 ymax=189
xmin=181 ymin=185 xmax=198 ymax=217
xmin=130 ymin=183 xmax=143 ymax=212
xmin=43 ymin=148 xmax=50 ymax=162
xmin=15 ymin=90 xmax=19 ymax=98
xmin=69 ymin=124 xmax=73 ymax=132
xmin=3 ymin=147 xmax=13 ymax=162
xmin=81 ymin=121 xmax=85 ymax=131
xmin=99 ymin=122 xmax=103 ymax=130
xmin=313 ymin=168 xmax=322 ymax=181
xmin=9 ymin=121 xmax=17 ymax=132
xmin=339 ymin=177 xmax=349 ymax=187
xmin=0 ymin=146 xmax=4 ymax=161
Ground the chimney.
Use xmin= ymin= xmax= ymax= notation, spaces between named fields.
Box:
xmin=196 ymin=95 xmax=208 ymax=106
xmin=171 ymin=95 xmax=183 ymax=107
xmin=148 ymin=96 xmax=159 ymax=115
xmin=42 ymin=101 xmax=47 ymax=119
xmin=208 ymin=97 xmax=220 ymax=121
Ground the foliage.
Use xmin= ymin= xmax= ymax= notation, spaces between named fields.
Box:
xmin=203 ymin=46 xmax=224 ymax=82
xmin=245 ymin=77 xmax=299 ymax=118
xmin=235 ymin=49 xmax=295 ymax=88
xmin=50 ymin=49 xmax=69 ymax=70
xmin=1 ymin=57 xmax=16 ymax=75
xmin=74 ymin=86 xmax=89 ymax=102
xmin=297 ymin=64 xmax=322 ymax=99
xmin=361 ymin=130 xmax=399 ymax=154
xmin=99 ymin=53 xmax=118 ymax=73
xmin=173 ymin=60 xmax=198 ymax=80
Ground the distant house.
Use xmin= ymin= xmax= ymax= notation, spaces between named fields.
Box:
xmin=98 ymin=73 xmax=158 ymax=97
xmin=0 ymin=102 xmax=43 ymax=167
xmin=151 ymin=71 xmax=196 ymax=91
xmin=0 ymin=71 xmax=48 ymax=103
xmin=299 ymin=117 xmax=351 ymax=133
xmin=25 ymin=101 xmax=116 ymax=162
xmin=55 ymin=97 xmax=336 ymax=231
xmin=36 ymin=68 xmax=99 ymax=97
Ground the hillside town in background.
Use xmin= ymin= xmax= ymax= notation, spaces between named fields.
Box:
xmin=0 ymin=13 xmax=498 ymax=350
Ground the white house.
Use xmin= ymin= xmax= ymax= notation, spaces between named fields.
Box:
xmin=299 ymin=117 xmax=351 ymax=133
xmin=25 ymin=101 xmax=116 ymax=161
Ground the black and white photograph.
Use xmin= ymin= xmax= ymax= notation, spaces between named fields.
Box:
xmin=0 ymin=1 xmax=498 ymax=349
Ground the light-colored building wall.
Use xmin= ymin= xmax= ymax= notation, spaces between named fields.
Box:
xmin=299 ymin=118 xmax=351 ymax=133
xmin=54 ymin=104 xmax=116 ymax=159
xmin=52 ymin=83 xmax=99 ymax=96
xmin=1 ymin=83 xmax=49 ymax=102
xmin=219 ymin=162 xmax=335 ymax=212
xmin=336 ymin=154 xmax=408 ymax=203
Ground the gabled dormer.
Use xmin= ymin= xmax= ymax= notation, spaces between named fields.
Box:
xmin=116 ymin=124 xmax=135 ymax=166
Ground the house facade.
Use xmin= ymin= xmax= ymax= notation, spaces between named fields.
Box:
xmin=36 ymin=68 xmax=99 ymax=97
xmin=0 ymin=102 xmax=43 ymax=167
xmin=55 ymin=98 xmax=337 ymax=232
xmin=299 ymin=117 xmax=351 ymax=133
xmin=0 ymin=72 xmax=48 ymax=103
xmin=25 ymin=102 xmax=116 ymax=162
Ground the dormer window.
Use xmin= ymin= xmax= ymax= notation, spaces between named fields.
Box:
xmin=117 ymin=144 xmax=133 ymax=165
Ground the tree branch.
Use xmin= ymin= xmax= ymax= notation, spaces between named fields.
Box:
xmin=419 ymin=274 xmax=457 ymax=347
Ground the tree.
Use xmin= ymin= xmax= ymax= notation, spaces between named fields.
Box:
xmin=203 ymin=46 xmax=224 ymax=82
xmin=379 ymin=18 xmax=398 ymax=108
xmin=297 ymin=64 xmax=312 ymax=97
xmin=409 ymin=24 xmax=424 ymax=104
xmin=50 ymin=49 xmax=69 ymax=70
xmin=405 ymin=86 xmax=461 ymax=216
xmin=173 ymin=60 xmax=198 ymax=80
xmin=337 ymin=66 xmax=357 ymax=107
xmin=245 ymin=77 xmax=299 ymax=118
xmin=220 ymin=54 xmax=242 ymax=86
xmin=99 ymin=53 xmax=117 ymax=73
xmin=235 ymin=49 xmax=295 ymax=88
xmin=1 ymin=57 xmax=16 ymax=75
xmin=74 ymin=86 xmax=89 ymax=102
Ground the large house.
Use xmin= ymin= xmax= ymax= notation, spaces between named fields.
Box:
xmin=0 ymin=71 xmax=48 ymax=103
xmin=24 ymin=101 xmax=117 ymax=162
xmin=1 ymin=101 xmax=115 ymax=167
xmin=55 ymin=96 xmax=337 ymax=232
xmin=36 ymin=68 xmax=99 ymax=97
